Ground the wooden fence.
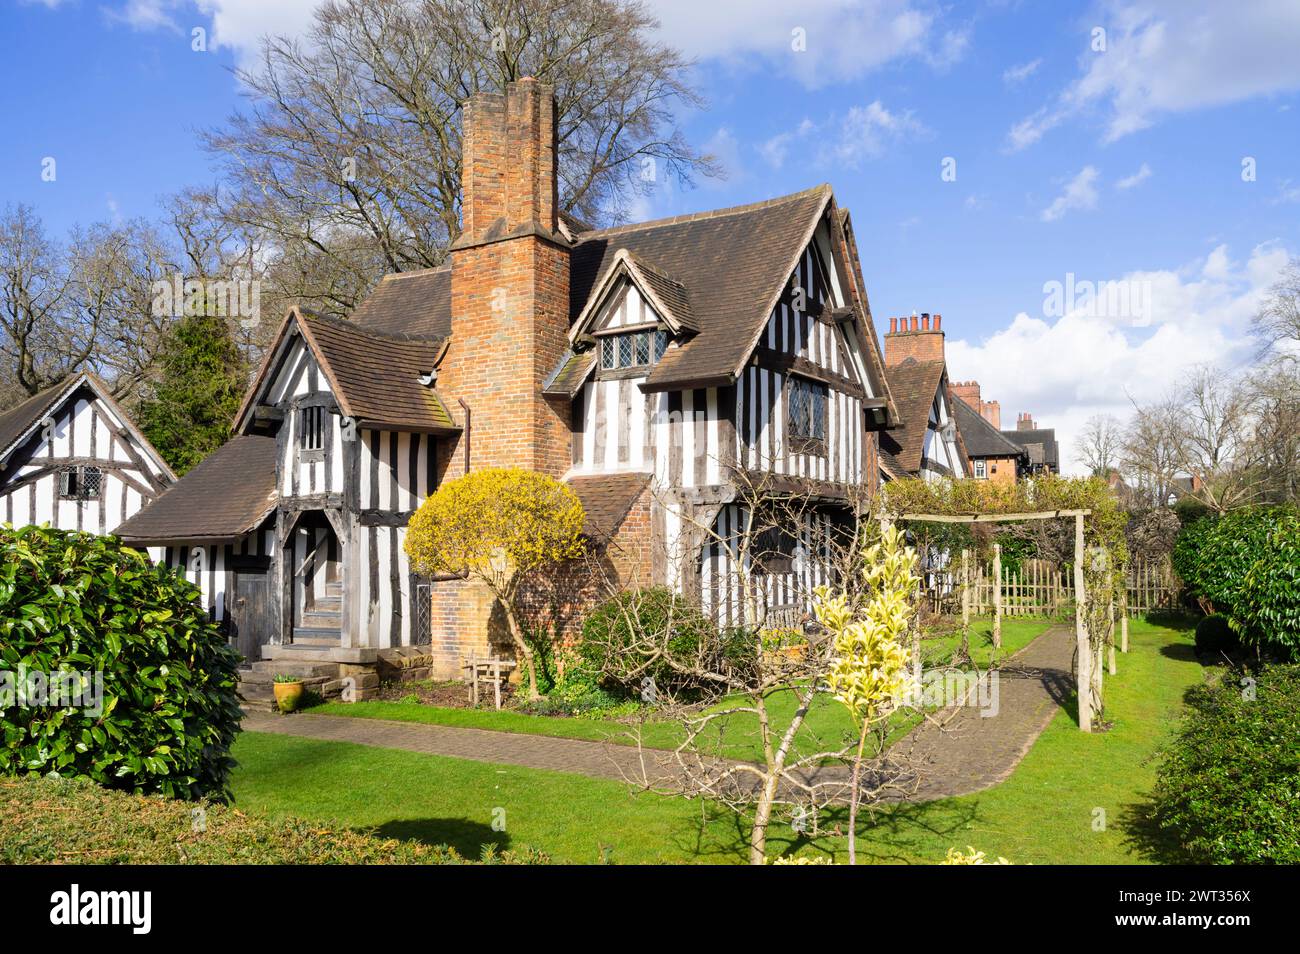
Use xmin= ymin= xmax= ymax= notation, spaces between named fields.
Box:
xmin=922 ymin=553 xmax=1178 ymax=618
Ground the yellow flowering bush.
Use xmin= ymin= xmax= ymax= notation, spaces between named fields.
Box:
xmin=405 ymin=467 xmax=586 ymax=698
xmin=941 ymin=846 xmax=1012 ymax=865
xmin=814 ymin=522 xmax=918 ymax=865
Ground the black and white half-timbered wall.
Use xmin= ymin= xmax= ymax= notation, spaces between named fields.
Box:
xmin=0 ymin=373 xmax=174 ymax=535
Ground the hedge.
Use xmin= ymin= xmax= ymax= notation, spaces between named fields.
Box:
xmin=1149 ymin=664 xmax=1300 ymax=863
xmin=0 ymin=775 xmax=547 ymax=864
xmin=0 ymin=526 xmax=241 ymax=801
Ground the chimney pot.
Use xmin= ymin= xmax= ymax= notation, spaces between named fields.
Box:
xmin=910 ymin=315 xmax=919 ymax=332
xmin=889 ymin=316 xmax=898 ymax=333
xmin=933 ymin=313 xmax=942 ymax=331
xmin=922 ymin=313 xmax=931 ymax=330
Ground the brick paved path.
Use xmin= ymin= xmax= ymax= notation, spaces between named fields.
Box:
xmin=242 ymin=623 xmax=1076 ymax=803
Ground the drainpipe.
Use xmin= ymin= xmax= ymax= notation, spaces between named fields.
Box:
xmin=457 ymin=398 xmax=471 ymax=476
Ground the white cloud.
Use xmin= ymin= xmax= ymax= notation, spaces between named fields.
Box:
xmin=1040 ymin=166 xmax=1100 ymax=222
xmin=823 ymin=100 xmax=928 ymax=168
xmin=1002 ymin=58 xmax=1042 ymax=84
xmin=1274 ymin=179 xmax=1300 ymax=204
xmin=646 ymin=0 xmax=961 ymax=89
xmin=1115 ymin=162 xmax=1152 ymax=189
xmin=1008 ymin=1 xmax=1300 ymax=149
xmin=758 ymin=118 xmax=815 ymax=170
xmin=946 ymin=242 xmax=1293 ymax=474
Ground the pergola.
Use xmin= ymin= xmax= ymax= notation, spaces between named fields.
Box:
xmin=887 ymin=507 xmax=1117 ymax=732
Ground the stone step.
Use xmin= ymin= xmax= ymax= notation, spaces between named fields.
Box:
xmin=311 ymin=595 xmax=341 ymax=610
xmin=250 ymin=659 xmax=340 ymax=679
xmin=300 ymin=610 xmax=341 ymax=629
xmin=292 ymin=625 xmax=341 ymax=646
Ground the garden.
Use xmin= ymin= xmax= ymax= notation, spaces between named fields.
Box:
xmin=2 ymin=480 xmax=1297 ymax=865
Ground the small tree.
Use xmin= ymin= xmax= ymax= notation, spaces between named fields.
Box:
xmin=136 ymin=311 xmax=247 ymax=475
xmin=816 ymin=523 xmax=916 ymax=865
xmin=404 ymin=468 xmax=585 ymax=699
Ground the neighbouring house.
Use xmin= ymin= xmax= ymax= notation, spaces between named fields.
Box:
xmin=1002 ymin=412 xmax=1060 ymax=475
xmin=877 ymin=313 xmax=967 ymax=482
xmin=951 ymin=393 xmax=1027 ymax=484
xmin=117 ymin=78 xmax=900 ymax=683
xmin=0 ymin=372 xmax=174 ymax=534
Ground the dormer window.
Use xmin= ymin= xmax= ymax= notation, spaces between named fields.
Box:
xmin=599 ymin=330 xmax=668 ymax=371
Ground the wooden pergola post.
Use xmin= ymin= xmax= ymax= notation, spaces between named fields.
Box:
xmin=961 ymin=548 xmax=971 ymax=628
xmin=1120 ymin=589 xmax=1129 ymax=653
xmin=992 ymin=542 xmax=1002 ymax=648
xmin=1074 ymin=513 xmax=1092 ymax=732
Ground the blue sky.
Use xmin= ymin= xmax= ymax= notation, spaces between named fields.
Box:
xmin=3 ymin=0 xmax=1299 ymax=469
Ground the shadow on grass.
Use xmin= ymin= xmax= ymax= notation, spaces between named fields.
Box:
xmin=1116 ymin=796 xmax=1191 ymax=864
xmin=369 ymin=818 xmax=509 ymax=858
xmin=662 ymin=794 xmax=982 ymax=865
xmin=1158 ymin=642 xmax=1200 ymax=663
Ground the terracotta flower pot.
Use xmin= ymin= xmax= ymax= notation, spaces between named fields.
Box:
xmin=273 ymin=680 xmax=304 ymax=713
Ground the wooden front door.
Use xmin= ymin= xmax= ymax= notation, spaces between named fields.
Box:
xmin=230 ymin=565 xmax=272 ymax=663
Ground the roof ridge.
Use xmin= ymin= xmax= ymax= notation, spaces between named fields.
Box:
xmin=378 ymin=264 xmax=450 ymax=281
xmin=576 ymin=184 xmax=831 ymax=240
xmin=308 ymin=309 xmax=442 ymax=345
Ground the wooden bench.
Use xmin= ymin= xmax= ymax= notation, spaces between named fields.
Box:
xmin=463 ymin=652 xmax=517 ymax=710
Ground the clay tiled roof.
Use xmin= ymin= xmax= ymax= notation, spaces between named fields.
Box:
xmin=542 ymin=349 xmax=598 ymax=399
xmin=0 ymin=380 xmax=70 ymax=463
xmin=953 ymin=396 xmax=1025 ymax=459
xmin=879 ymin=446 xmax=909 ymax=481
xmin=879 ymin=358 xmax=946 ymax=474
xmin=570 ymin=186 xmax=832 ymax=390
xmin=565 ymin=472 xmax=650 ymax=539
xmin=298 ymin=311 xmax=457 ymax=433
xmin=350 ymin=266 xmax=450 ymax=340
xmin=1002 ymin=427 xmax=1059 ymax=470
xmin=115 ymin=436 xmax=276 ymax=544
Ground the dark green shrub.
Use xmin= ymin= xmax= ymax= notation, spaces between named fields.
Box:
xmin=579 ymin=587 xmax=753 ymax=700
xmin=1173 ymin=495 xmax=1211 ymax=526
xmin=0 ymin=526 xmax=241 ymax=801
xmin=1187 ymin=507 xmax=1288 ymax=614
xmin=1235 ymin=514 xmax=1300 ymax=659
xmin=1171 ymin=514 xmax=1218 ymax=601
xmin=1149 ymin=664 xmax=1300 ymax=863
xmin=0 ymin=775 xmax=547 ymax=864
xmin=1193 ymin=614 xmax=1238 ymax=657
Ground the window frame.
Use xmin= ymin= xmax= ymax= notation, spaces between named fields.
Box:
xmin=597 ymin=329 xmax=668 ymax=373
xmin=298 ymin=405 xmax=326 ymax=454
xmin=973 ymin=459 xmax=987 ymax=479
xmin=787 ymin=376 xmax=829 ymax=453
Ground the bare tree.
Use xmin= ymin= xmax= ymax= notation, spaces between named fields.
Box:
xmin=202 ymin=0 xmax=719 ymax=318
xmin=1078 ymin=413 xmax=1122 ymax=477
xmin=1172 ymin=366 xmax=1265 ymax=512
xmin=1254 ymin=256 xmax=1300 ymax=356
xmin=1120 ymin=398 xmax=1182 ymax=508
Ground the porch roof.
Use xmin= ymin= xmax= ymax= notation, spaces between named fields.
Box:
xmin=115 ymin=435 xmax=277 ymax=545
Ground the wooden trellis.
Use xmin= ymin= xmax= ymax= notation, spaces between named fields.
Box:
xmin=926 ymin=555 xmax=1173 ymax=620
xmin=890 ymin=508 xmax=1108 ymax=733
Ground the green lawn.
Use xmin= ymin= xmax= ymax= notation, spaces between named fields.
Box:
xmin=306 ymin=615 xmax=1054 ymax=763
xmin=232 ymin=615 xmax=1200 ymax=864
xmin=847 ymin=615 xmax=1204 ymax=864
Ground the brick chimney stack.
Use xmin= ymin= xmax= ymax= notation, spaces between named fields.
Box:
xmin=884 ymin=309 xmax=946 ymax=366
xmin=1016 ymin=412 xmax=1038 ymax=431
xmin=950 ymin=379 xmax=1002 ymax=428
xmin=442 ymin=78 xmax=571 ymax=478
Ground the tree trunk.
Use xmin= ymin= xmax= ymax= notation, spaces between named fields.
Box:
xmin=750 ymin=775 xmax=779 ymax=865
xmin=503 ymin=603 xmax=541 ymax=701
xmin=847 ymin=719 xmax=870 ymax=865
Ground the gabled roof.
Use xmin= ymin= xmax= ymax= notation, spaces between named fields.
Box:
xmin=0 ymin=372 xmax=176 ymax=482
xmin=568 ymin=248 xmax=698 ymax=343
xmin=569 ymin=186 xmax=835 ymax=390
xmin=879 ymin=358 xmax=947 ymax=474
xmin=234 ymin=307 xmax=459 ymax=435
xmin=115 ymin=435 xmax=275 ymax=545
xmin=1002 ymin=427 xmax=1060 ymax=470
xmin=953 ymin=396 xmax=1026 ymax=459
